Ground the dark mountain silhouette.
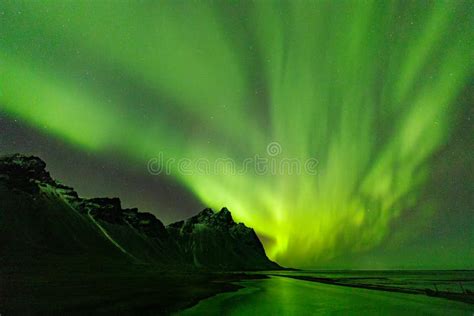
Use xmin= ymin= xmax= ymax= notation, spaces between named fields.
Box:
xmin=168 ymin=207 xmax=277 ymax=270
xmin=0 ymin=153 xmax=280 ymax=270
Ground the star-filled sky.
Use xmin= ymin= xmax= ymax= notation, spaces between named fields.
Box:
xmin=0 ymin=1 xmax=473 ymax=269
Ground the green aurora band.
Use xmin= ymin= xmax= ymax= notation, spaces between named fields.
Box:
xmin=1 ymin=1 xmax=473 ymax=267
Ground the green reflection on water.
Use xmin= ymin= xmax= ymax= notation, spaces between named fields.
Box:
xmin=180 ymin=276 xmax=473 ymax=315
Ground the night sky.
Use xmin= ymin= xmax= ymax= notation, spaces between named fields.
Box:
xmin=0 ymin=1 xmax=473 ymax=269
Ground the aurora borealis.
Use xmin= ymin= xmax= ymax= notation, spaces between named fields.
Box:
xmin=0 ymin=1 xmax=473 ymax=268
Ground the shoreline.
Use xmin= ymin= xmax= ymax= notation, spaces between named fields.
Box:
xmin=270 ymin=274 xmax=474 ymax=305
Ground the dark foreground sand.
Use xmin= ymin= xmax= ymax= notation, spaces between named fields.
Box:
xmin=1 ymin=261 xmax=267 ymax=315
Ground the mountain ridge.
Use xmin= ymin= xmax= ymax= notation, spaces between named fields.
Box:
xmin=0 ymin=153 xmax=280 ymax=270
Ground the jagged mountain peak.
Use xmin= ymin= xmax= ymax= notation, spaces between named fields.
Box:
xmin=216 ymin=207 xmax=233 ymax=223
xmin=166 ymin=206 xmax=280 ymax=270
xmin=0 ymin=153 xmax=54 ymax=187
xmin=184 ymin=207 xmax=235 ymax=228
xmin=0 ymin=153 xmax=44 ymax=166
xmin=196 ymin=207 xmax=214 ymax=219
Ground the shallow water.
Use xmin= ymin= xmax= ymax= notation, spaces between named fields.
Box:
xmin=180 ymin=275 xmax=474 ymax=315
